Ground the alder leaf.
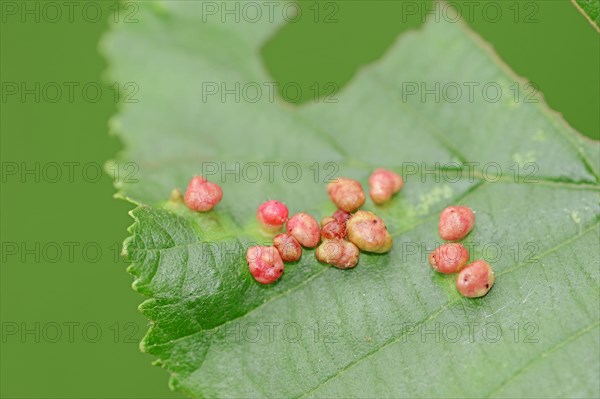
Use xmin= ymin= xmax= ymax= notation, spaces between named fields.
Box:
xmin=102 ymin=1 xmax=600 ymax=397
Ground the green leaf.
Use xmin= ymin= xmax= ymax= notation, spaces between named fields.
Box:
xmin=573 ymin=0 xmax=600 ymax=31
xmin=102 ymin=1 xmax=600 ymax=397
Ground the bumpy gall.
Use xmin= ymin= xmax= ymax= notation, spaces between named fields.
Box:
xmin=287 ymin=212 xmax=320 ymax=248
xmin=456 ymin=259 xmax=495 ymax=298
xmin=332 ymin=209 xmax=351 ymax=224
xmin=257 ymin=200 xmax=289 ymax=235
xmin=184 ymin=176 xmax=223 ymax=212
xmin=321 ymin=219 xmax=347 ymax=240
xmin=369 ymin=168 xmax=403 ymax=204
xmin=438 ymin=205 xmax=475 ymax=241
xmin=429 ymin=243 xmax=469 ymax=274
xmin=346 ymin=210 xmax=393 ymax=253
xmin=246 ymin=246 xmax=284 ymax=284
xmin=316 ymin=239 xmax=359 ymax=269
xmin=327 ymin=178 xmax=365 ymax=212
xmin=273 ymin=233 xmax=302 ymax=262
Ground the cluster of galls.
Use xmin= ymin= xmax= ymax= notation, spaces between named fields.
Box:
xmin=247 ymin=169 xmax=402 ymax=284
xmin=180 ymin=173 xmax=495 ymax=298
xmin=247 ymin=201 xmax=317 ymax=285
xmin=429 ymin=206 xmax=495 ymax=298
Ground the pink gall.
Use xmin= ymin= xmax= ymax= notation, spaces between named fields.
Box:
xmin=346 ymin=210 xmax=393 ymax=253
xmin=429 ymin=243 xmax=469 ymax=274
xmin=456 ymin=260 xmax=495 ymax=298
xmin=257 ymin=200 xmax=289 ymax=235
xmin=246 ymin=246 xmax=284 ymax=284
xmin=273 ymin=233 xmax=302 ymax=262
xmin=369 ymin=168 xmax=403 ymax=204
xmin=184 ymin=176 xmax=223 ymax=212
xmin=438 ymin=206 xmax=475 ymax=241
xmin=287 ymin=212 xmax=320 ymax=248
xmin=327 ymin=178 xmax=365 ymax=212
xmin=315 ymin=239 xmax=359 ymax=269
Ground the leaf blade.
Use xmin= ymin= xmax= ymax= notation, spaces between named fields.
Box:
xmin=104 ymin=1 xmax=600 ymax=397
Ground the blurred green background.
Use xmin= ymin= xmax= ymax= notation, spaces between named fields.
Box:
xmin=1 ymin=1 xmax=597 ymax=398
